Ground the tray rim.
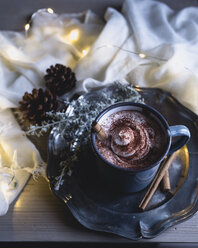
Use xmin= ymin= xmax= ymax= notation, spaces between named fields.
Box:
xmin=47 ymin=86 xmax=198 ymax=240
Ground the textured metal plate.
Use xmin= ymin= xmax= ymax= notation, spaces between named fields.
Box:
xmin=47 ymin=86 xmax=198 ymax=240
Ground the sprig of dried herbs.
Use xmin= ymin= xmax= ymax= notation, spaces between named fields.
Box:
xmin=26 ymin=82 xmax=143 ymax=142
xmin=26 ymin=82 xmax=143 ymax=183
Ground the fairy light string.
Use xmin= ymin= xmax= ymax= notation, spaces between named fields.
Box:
xmin=23 ymin=8 xmax=170 ymax=62
xmin=22 ymin=7 xmax=195 ymax=72
xmin=22 ymin=6 xmax=198 ymax=78
xmin=24 ymin=8 xmax=55 ymax=35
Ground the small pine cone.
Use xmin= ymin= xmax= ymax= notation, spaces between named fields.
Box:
xmin=44 ymin=64 xmax=76 ymax=96
xmin=19 ymin=88 xmax=59 ymax=124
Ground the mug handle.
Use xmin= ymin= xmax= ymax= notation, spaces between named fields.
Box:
xmin=168 ymin=125 xmax=190 ymax=154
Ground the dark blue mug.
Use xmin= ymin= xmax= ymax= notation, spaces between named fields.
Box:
xmin=91 ymin=102 xmax=190 ymax=193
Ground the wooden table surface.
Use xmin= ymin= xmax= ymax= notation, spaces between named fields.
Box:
xmin=1 ymin=176 xmax=198 ymax=243
xmin=0 ymin=0 xmax=198 ymax=247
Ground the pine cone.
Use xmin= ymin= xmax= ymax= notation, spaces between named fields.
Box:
xmin=44 ymin=64 xmax=76 ymax=96
xmin=19 ymin=88 xmax=59 ymax=124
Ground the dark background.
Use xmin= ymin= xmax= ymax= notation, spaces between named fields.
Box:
xmin=0 ymin=0 xmax=197 ymax=31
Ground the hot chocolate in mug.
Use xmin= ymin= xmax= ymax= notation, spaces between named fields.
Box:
xmin=91 ymin=102 xmax=190 ymax=193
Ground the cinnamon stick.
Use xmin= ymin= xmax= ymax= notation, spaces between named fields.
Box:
xmin=92 ymin=121 xmax=106 ymax=140
xmin=162 ymin=170 xmax=171 ymax=192
xmin=139 ymin=152 xmax=177 ymax=211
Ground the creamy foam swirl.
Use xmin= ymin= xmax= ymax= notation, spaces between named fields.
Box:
xmin=95 ymin=110 xmax=165 ymax=169
xmin=110 ymin=119 xmax=151 ymax=160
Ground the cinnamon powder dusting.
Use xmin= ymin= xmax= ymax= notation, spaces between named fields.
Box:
xmin=95 ymin=110 xmax=166 ymax=169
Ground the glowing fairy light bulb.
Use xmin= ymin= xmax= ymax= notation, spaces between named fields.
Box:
xmin=81 ymin=47 xmax=90 ymax=57
xmin=82 ymin=50 xmax=88 ymax=56
xmin=139 ymin=53 xmax=146 ymax=59
xmin=24 ymin=23 xmax=30 ymax=31
xmin=47 ymin=8 xmax=54 ymax=14
xmin=69 ymin=29 xmax=79 ymax=42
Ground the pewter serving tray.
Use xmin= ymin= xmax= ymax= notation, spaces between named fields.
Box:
xmin=47 ymin=86 xmax=198 ymax=240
